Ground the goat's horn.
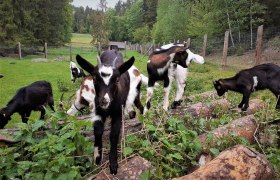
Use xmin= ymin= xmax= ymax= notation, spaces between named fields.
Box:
xmin=112 ymin=56 xmax=118 ymax=67
xmin=3 ymin=113 xmax=6 ymax=117
xmin=97 ymin=55 xmax=102 ymax=67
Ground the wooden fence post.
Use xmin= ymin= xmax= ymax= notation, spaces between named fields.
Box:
xmin=255 ymin=25 xmax=263 ymax=65
xmin=18 ymin=42 xmax=22 ymax=60
xmin=98 ymin=42 xmax=101 ymax=52
xmin=222 ymin=31 xmax=229 ymax=67
xmin=187 ymin=38 xmax=191 ymax=47
xmin=202 ymin=34 xmax=207 ymax=58
xmin=44 ymin=42 xmax=47 ymax=59
xmin=124 ymin=41 xmax=127 ymax=58
xmin=70 ymin=44 xmax=73 ymax=62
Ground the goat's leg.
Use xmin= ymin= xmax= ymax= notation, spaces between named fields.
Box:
xmin=238 ymin=95 xmax=246 ymax=108
xmin=109 ymin=116 xmax=121 ymax=175
xmin=241 ymin=90 xmax=251 ymax=111
xmin=48 ymin=97 xmax=55 ymax=112
xmin=171 ymin=67 xmax=187 ymax=109
xmin=21 ymin=111 xmax=31 ymax=123
xmin=39 ymin=107 xmax=46 ymax=119
xmin=163 ymin=76 xmax=173 ymax=111
xmin=270 ymin=87 xmax=280 ymax=109
xmin=143 ymin=78 xmax=156 ymax=114
xmin=94 ymin=120 xmax=104 ymax=165
xmin=134 ymin=82 xmax=144 ymax=114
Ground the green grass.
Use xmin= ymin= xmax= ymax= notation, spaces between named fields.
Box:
xmin=70 ymin=33 xmax=92 ymax=46
xmin=1 ymin=45 xmax=279 ymax=178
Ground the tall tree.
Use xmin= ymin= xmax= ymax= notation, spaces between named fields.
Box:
xmin=125 ymin=0 xmax=144 ymax=41
xmin=152 ymin=0 xmax=189 ymax=42
xmin=0 ymin=0 xmax=73 ymax=46
xmin=143 ymin=0 xmax=158 ymax=28
xmin=0 ymin=0 xmax=18 ymax=46
xmin=89 ymin=10 xmax=110 ymax=47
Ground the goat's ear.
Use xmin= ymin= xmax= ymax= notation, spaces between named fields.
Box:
xmin=118 ymin=56 xmax=135 ymax=75
xmin=76 ymin=55 xmax=95 ymax=74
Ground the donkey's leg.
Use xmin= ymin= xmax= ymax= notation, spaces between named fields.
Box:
xmin=172 ymin=66 xmax=187 ymax=109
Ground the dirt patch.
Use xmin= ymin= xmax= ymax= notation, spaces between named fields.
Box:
xmin=207 ymin=40 xmax=280 ymax=69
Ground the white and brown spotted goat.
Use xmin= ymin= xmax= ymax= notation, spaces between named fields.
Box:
xmin=76 ymin=50 xmax=141 ymax=174
xmin=144 ymin=43 xmax=204 ymax=114
xmin=67 ymin=64 xmax=144 ymax=119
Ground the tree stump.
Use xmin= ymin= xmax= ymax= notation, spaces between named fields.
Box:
xmin=173 ymin=145 xmax=276 ymax=180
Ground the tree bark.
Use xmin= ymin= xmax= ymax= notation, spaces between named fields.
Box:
xmin=173 ymin=145 xmax=276 ymax=180
xmin=197 ymin=115 xmax=257 ymax=148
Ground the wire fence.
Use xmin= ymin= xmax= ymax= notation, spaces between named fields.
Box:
xmin=0 ymin=26 xmax=279 ymax=65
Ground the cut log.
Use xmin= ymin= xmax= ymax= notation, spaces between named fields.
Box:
xmin=197 ymin=115 xmax=257 ymax=147
xmin=246 ymin=99 xmax=266 ymax=114
xmin=173 ymin=145 xmax=276 ymax=180
xmin=187 ymin=91 xmax=218 ymax=102
xmin=195 ymin=115 xmax=257 ymax=167
xmin=0 ymin=134 xmax=18 ymax=147
xmin=92 ymin=155 xmax=153 ymax=180
xmin=170 ymin=99 xmax=231 ymax=118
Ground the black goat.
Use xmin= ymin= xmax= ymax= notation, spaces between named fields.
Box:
xmin=213 ymin=63 xmax=280 ymax=111
xmin=0 ymin=81 xmax=55 ymax=128
xmin=76 ymin=50 xmax=135 ymax=174
xmin=70 ymin=61 xmax=85 ymax=82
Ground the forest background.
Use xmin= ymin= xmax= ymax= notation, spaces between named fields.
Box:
xmin=0 ymin=0 xmax=279 ymax=48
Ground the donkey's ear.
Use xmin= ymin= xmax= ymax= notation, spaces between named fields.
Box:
xmin=118 ymin=56 xmax=135 ymax=75
xmin=76 ymin=55 xmax=95 ymax=74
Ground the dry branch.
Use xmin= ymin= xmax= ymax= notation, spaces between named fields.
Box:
xmin=173 ymin=145 xmax=275 ymax=180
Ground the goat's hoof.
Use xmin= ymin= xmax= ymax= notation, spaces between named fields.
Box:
xmin=241 ymin=106 xmax=248 ymax=111
xmin=238 ymin=104 xmax=243 ymax=108
xmin=95 ymin=156 xmax=102 ymax=165
xmin=171 ymin=100 xmax=182 ymax=109
xmin=110 ymin=163 xmax=118 ymax=175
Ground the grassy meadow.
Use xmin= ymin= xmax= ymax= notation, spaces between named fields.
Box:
xmin=0 ymin=33 xmax=277 ymax=129
xmin=0 ymin=33 xmax=279 ymax=178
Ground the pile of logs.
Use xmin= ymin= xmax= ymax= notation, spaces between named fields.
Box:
xmin=0 ymin=91 xmax=276 ymax=179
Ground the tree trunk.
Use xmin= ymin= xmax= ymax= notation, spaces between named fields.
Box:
xmin=173 ymin=145 xmax=276 ymax=180
xmin=226 ymin=9 xmax=235 ymax=48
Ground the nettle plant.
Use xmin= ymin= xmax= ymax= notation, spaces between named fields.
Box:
xmin=0 ymin=110 xmax=93 ymax=180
